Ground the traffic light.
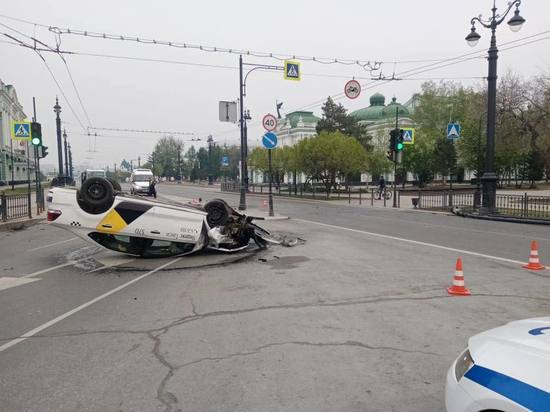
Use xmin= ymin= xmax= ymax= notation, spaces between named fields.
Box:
xmin=40 ymin=145 xmax=49 ymax=159
xmin=389 ymin=129 xmax=398 ymax=151
xmin=31 ymin=122 xmax=42 ymax=146
xmin=396 ymin=129 xmax=404 ymax=152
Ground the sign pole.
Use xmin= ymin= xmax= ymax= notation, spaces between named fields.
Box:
xmin=262 ymin=131 xmax=278 ymax=217
xmin=268 ymin=148 xmax=274 ymax=217
xmin=26 ymin=141 xmax=32 ymax=218
xmin=393 ymin=107 xmax=398 ymax=208
xmin=9 ymin=138 xmax=15 ymax=190
xmin=33 ymin=97 xmax=41 ymax=209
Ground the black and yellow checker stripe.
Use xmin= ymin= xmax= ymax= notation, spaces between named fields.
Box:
xmin=96 ymin=201 xmax=153 ymax=234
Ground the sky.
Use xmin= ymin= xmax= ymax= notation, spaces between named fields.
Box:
xmin=1 ymin=0 xmax=549 ymax=171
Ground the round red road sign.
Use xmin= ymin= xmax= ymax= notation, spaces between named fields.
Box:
xmin=262 ymin=113 xmax=278 ymax=131
xmin=344 ymin=79 xmax=361 ymax=99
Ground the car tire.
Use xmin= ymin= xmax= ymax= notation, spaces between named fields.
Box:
xmin=107 ymin=178 xmax=121 ymax=191
xmin=204 ymin=199 xmax=232 ymax=227
xmin=77 ymin=177 xmax=115 ymax=214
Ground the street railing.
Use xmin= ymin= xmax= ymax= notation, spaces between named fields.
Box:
xmin=220 ymin=182 xmax=550 ymax=221
xmin=0 ymin=192 xmax=32 ymax=222
xmin=417 ymin=190 xmax=550 ymax=221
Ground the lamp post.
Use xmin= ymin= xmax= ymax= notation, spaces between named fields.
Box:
xmin=207 ymin=135 xmax=215 ymax=185
xmin=237 ymin=55 xmax=284 ymax=210
xmin=63 ymin=129 xmax=69 ymax=183
xmin=53 ymin=98 xmax=64 ymax=185
xmin=465 ymin=0 xmax=525 ymax=213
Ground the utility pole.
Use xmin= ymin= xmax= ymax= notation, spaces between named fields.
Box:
xmin=177 ymin=144 xmax=182 ymax=183
xmin=393 ymin=107 xmax=398 ymax=208
xmin=63 ymin=129 xmax=69 ymax=182
xmin=130 ymin=159 xmax=133 ymax=172
xmin=68 ymin=143 xmax=73 ymax=179
xmin=53 ymin=98 xmax=63 ymax=185
xmin=207 ymin=134 xmax=214 ymax=185
xmin=32 ymin=97 xmax=41 ymax=209
xmin=238 ymin=55 xmax=247 ymax=210
xmin=138 ymin=155 xmax=141 ymax=168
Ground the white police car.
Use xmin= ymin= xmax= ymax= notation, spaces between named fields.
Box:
xmin=446 ymin=317 xmax=550 ymax=411
xmin=47 ymin=177 xmax=274 ymax=258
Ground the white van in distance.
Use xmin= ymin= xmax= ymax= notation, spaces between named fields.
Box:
xmin=130 ymin=169 xmax=154 ymax=195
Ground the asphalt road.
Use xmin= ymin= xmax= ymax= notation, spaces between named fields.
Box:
xmin=0 ymin=183 xmax=549 ymax=411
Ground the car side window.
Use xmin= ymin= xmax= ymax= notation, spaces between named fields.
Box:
xmin=88 ymin=233 xmax=194 ymax=257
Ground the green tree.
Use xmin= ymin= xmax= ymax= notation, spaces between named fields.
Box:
xmin=295 ymin=131 xmax=367 ymax=197
xmin=316 ymin=97 xmax=371 ymax=150
xmin=433 ymin=137 xmax=457 ymax=185
xmin=151 ymin=136 xmax=183 ymax=177
xmin=365 ymin=150 xmax=392 ymax=182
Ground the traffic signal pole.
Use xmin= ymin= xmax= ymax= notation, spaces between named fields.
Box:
xmin=393 ymin=107 xmax=398 ymax=208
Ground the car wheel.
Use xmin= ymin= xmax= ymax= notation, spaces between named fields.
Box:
xmin=107 ymin=178 xmax=121 ymax=191
xmin=77 ymin=177 xmax=115 ymax=214
xmin=204 ymin=199 xmax=232 ymax=227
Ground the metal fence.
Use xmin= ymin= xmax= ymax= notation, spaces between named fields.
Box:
xmin=0 ymin=192 xmax=32 ymax=222
xmin=417 ymin=190 xmax=550 ymax=221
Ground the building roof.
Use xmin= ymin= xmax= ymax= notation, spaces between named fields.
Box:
xmin=350 ymin=94 xmax=410 ymax=122
xmin=283 ymin=111 xmax=320 ymax=128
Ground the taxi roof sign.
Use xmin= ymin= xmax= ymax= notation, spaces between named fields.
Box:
xmin=11 ymin=121 xmax=31 ymax=141
xmin=284 ymin=60 xmax=301 ymax=81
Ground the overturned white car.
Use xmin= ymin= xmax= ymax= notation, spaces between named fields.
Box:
xmin=47 ymin=177 xmax=274 ymax=258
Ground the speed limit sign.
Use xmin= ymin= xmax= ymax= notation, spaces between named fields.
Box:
xmin=262 ymin=113 xmax=278 ymax=131
xmin=344 ymin=79 xmax=361 ymax=99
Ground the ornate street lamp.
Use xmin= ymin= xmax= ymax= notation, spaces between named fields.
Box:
xmin=465 ymin=0 xmax=525 ymax=213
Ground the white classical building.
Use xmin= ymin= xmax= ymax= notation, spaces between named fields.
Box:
xmin=250 ymin=110 xmax=320 ymax=184
xmin=275 ymin=110 xmax=320 ymax=147
xmin=0 ymin=79 xmax=32 ymax=185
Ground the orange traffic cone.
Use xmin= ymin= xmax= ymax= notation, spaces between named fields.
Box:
xmin=522 ymin=240 xmax=545 ymax=270
xmin=447 ymin=258 xmax=471 ymax=296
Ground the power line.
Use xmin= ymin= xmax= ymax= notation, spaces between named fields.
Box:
xmin=88 ymin=126 xmax=197 ymax=135
xmin=0 ymin=13 xmax=488 ymax=69
xmin=72 ymin=131 xmax=203 ymax=141
xmin=1 ymin=23 xmax=91 ymax=131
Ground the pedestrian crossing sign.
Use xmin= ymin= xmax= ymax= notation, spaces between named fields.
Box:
xmin=447 ymin=122 xmax=461 ymax=139
xmin=402 ymin=128 xmax=415 ymax=145
xmin=284 ymin=60 xmax=301 ymax=81
xmin=11 ymin=121 xmax=31 ymax=141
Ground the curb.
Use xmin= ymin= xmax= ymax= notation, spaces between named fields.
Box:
xmin=0 ymin=216 xmax=46 ymax=232
xmin=251 ymin=215 xmax=290 ymax=221
xmin=453 ymin=210 xmax=550 ymax=225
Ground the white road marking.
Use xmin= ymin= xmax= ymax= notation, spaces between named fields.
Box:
xmin=21 ymin=260 xmax=84 ymax=278
xmin=27 ymin=237 xmax=80 ymax=252
xmin=295 ymin=218 xmax=549 ymax=269
xmin=0 ymin=257 xmax=181 ymax=353
xmin=0 ymin=277 xmax=40 ymax=292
